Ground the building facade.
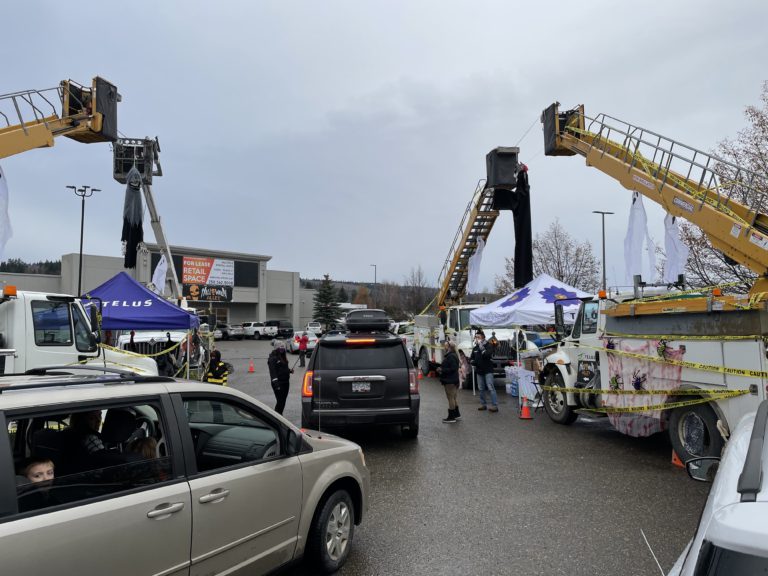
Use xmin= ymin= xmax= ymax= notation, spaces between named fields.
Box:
xmin=0 ymin=245 xmax=312 ymax=329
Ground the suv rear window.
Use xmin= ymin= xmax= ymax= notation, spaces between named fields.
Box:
xmin=316 ymin=342 xmax=408 ymax=370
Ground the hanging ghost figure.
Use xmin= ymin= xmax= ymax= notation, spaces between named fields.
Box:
xmin=121 ymin=166 xmax=144 ymax=269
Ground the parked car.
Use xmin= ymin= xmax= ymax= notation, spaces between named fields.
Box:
xmin=266 ymin=319 xmax=294 ymax=339
xmin=395 ymin=321 xmax=416 ymax=360
xmin=306 ymin=321 xmax=322 ymax=336
xmin=0 ymin=369 xmax=369 ymax=575
xmin=215 ymin=323 xmax=244 ymax=341
xmin=242 ymin=321 xmax=278 ymax=340
xmin=289 ymin=331 xmax=319 ymax=354
xmin=668 ymin=399 xmax=768 ymax=575
xmin=302 ymin=309 xmax=420 ymax=438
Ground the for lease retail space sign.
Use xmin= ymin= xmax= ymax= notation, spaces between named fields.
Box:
xmin=182 ymin=256 xmax=234 ymax=302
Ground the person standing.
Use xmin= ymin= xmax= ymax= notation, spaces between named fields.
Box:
xmin=206 ymin=349 xmax=229 ymax=386
xmin=438 ymin=340 xmax=462 ymax=423
xmin=471 ymin=330 xmax=498 ymax=412
xmin=298 ymin=332 xmax=309 ymax=367
xmin=268 ymin=341 xmax=293 ymax=414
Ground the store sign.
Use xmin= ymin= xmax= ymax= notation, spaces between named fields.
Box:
xmin=182 ymin=257 xmax=234 ymax=302
xmin=183 ymin=283 xmax=232 ymax=302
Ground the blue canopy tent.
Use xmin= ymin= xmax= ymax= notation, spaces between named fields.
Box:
xmin=82 ymin=272 xmax=199 ymax=330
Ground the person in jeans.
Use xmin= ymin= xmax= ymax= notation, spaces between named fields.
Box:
xmin=298 ymin=332 xmax=309 ymax=367
xmin=438 ymin=340 xmax=462 ymax=423
xmin=470 ymin=330 xmax=498 ymax=412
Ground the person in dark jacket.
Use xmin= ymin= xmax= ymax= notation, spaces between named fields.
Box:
xmin=438 ymin=340 xmax=462 ymax=423
xmin=206 ymin=349 xmax=229 ymax=385
xmin=470 ymin=329 xmax=498 ymax=412
xmin=267 ymin=341 xmax=293 ymax=414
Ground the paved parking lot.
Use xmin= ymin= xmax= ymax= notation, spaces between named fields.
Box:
xmin=217 ymin=338 xmax=710 ymax=576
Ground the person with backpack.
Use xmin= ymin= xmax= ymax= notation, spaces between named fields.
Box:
xmin=268 ymin=341 xmax=293 ymax=414
xmin=438 ymin=340 xmax=462 ymax=423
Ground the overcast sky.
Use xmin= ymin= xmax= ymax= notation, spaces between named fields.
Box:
xmin=2 ymin=0 xmax=767 ymax=293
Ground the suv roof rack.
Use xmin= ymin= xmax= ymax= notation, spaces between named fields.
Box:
xmin=0 ymin=366 xmax=175 ymax=394
xmin=737 ymin=399 xmax=768 ymax=502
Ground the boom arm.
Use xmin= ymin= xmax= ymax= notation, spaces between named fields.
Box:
xmin=0 ymin=77 xmax=119 ymax=159
xmin=542 ymin=103 xmax=768 ymax=288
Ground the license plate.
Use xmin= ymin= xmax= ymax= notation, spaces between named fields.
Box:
xmin=352 ymin=382 xmax=371 ymax=393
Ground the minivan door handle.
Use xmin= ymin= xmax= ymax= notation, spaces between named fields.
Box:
xmin=147 ymin=502 xmax=185 ymax=519
xmin=199 ymin=488 xmax=231 ymax=504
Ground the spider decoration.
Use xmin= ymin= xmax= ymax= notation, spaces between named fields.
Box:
xmin=609 ymin=374 xmax=623 ymax=391
xmin=631 ymin=368 xmax=647 ymax=391
xmin=656 ymin=339 xmax=668 ymax=359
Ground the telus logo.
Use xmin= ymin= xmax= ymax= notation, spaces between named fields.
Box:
xmin=103 ymin=299 xmax=154 ymax=308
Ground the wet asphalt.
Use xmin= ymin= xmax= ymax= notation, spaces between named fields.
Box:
xmin=218 ymin=339 xmax=710 ymax=576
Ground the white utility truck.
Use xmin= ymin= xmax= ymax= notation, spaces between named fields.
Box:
xmin=0 ymin=286 xmax=157 ymax=375
xmin=414 ymin=304 xmax=535 ymax=380
xmin=538 ymin=102 xmax=768 ymax=461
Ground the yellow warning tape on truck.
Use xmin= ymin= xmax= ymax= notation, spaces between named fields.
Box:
xmin=99 ymin=341 xmax=182 ymax=358
xmin=539 ymin=386 xmax=750 ymax=413
xmin=577 ymin=343 xmax=768 ymax=379
xmin=602 ymin=332 xmax=761 ymax=341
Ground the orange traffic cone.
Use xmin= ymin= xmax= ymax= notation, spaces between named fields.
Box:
xmin=519 ymin=396 xmax=533 ymax=420
xmin=671 ymin=450 xmax=685 ymax=469
xmin=248 ymin=359 xmax=255 ymax=373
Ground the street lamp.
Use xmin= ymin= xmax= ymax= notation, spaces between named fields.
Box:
xmin=592 ymin=210 xmax=614 ymax=292
xmin=370 ymin=264 xmax=377 ymax=307
xmin=68 ymin=185 xmax=100 ymax=296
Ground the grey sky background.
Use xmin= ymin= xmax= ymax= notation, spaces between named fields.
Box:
xmin=2 ymin=1 xmax=767 ymax=292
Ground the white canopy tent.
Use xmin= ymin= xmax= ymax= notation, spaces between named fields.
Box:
xmin=469 ymin=273 xmax=592 ymax=327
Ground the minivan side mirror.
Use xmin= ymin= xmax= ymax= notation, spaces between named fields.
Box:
xmin=686 ymin=457 xmax=720 ymax=482
xmin=286 ymin=429 xmax=304 ymax=456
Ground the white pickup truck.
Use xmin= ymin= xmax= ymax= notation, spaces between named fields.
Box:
xmin=0 ymin=286 xmax=157 ymax=375
xmin=242 ymin=321 xmax=278 ymax=340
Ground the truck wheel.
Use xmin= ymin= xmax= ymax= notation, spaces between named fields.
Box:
xmin=307 ymin=489 xmax=355 ymax=574
xmin=668 ymin=402 xmax=724 ymax=462
xmin=543 ymin=370 xmax=578 ymax=425
xmin=418 ymin=348 xmax=430 ymax=377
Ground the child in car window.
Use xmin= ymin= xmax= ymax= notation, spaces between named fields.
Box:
xmin=20 ymin=458 xmax=55 ymax=483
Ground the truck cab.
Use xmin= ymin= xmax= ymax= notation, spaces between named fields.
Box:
xmin=0 ymin=287 xmax=157 ymax=375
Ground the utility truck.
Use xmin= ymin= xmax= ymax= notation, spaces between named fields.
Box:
xmin=538 ymin=102 xmax=768 ymax=462
xmin=416 ymin=147 xmax=533 ymax=378
xmin=0 ymin=286 xmax=157 ymax=375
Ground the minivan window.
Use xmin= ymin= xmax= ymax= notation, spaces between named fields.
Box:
xmin=316 ymin=343 xmax=408 ymax=370
xmin=694 ymin=542 xmax=768 ymax=574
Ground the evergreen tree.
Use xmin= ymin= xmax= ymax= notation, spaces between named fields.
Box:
xmin=338 ymin=286 xmax=349 ymax=302
xmin=313 ymin=274 xmax=342 ymax=327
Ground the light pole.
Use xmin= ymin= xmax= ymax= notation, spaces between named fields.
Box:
xmin=370 ymin=264 xmax=377 ymax=307
xmin=592 ymin=210 xmax=614 ymax=292
xmin=68 ymin=185 xmax=100 ymax=296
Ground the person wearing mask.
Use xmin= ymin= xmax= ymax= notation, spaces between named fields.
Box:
xmin=298 ymin=332 xmax=309 ymax=367
xmin=470 ymin=330 xmax=498 ymax=412
xmin=438 ymin=340 xmax=461 ymax=423
xmin=268 ymin=341 xmax=293 ymax=414
xmin=206 ymin=349 xmax=229 ymax=386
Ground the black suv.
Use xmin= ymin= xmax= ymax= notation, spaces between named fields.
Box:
xmin=301 ymin=310 xmax=420 ymax=438
xmin=266 ymin=319 xmax=294 ymax=339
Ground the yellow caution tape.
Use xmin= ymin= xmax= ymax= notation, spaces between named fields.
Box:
xmin=100 ymin=341 xmax=182 ymax=358
xmin=540 ymin=386 xmax=749 ymax=413
xmin=578 ymin=343 xmax=768 ymax=379
xmin=602 ymin=332 xmax=761 ymax=341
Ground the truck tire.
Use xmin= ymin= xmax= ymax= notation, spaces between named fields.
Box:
xmin=668 ymin=402 xmax=724 ymax=462
xmin=542 ymin=370 xmax=578 ymax=425
xmin=418 ymin=348 xmax=430 ymax=377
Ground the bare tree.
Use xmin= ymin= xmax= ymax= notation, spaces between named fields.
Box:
xmin=679 ymin=81 xmax=768 ymax=292
xmin=403 ymin=265 xmax=431 ymax=315
xmin=495 ymin=219 xmax=600 ymax=293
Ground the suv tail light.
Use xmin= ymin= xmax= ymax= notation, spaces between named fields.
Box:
xmin=409 ymin=368 xmax=419 ymax=395
xmin=302 ymin=370 xmax=314 ymax=397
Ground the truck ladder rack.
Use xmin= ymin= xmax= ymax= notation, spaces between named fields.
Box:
xmin=545 ymin=103 xmax=768 ymax=280
xmin=436 ymin=179 xmax=499 ymax=307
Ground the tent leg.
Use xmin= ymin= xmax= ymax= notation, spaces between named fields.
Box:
xmin=186 ymin=330 xmax=190 ymax=380
xmin=472 ymin=366 xmax=476 ymax=396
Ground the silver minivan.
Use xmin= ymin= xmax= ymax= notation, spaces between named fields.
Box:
xmin=0 ymin=371 xmax=369 ymax=575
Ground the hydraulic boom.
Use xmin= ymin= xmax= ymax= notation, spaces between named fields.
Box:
xmin=542 ymin=103 xmax=768 ymax=294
